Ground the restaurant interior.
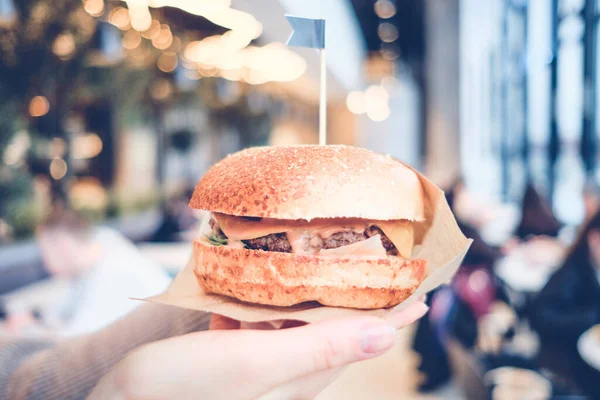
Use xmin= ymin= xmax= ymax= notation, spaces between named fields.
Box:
xmin=1 ymin=0 xmax=600 ymax=399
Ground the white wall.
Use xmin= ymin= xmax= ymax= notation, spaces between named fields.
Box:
xmin=424 ymin=0 xmax=461 ymax=188
xmin=459 ymin=0 xmax=503 ymax=197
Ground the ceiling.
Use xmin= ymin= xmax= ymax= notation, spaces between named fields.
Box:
xmin=349 ymin=0 xmax=425 ymax=65
xmin=144 ymin=1 xmax=426 ymax=100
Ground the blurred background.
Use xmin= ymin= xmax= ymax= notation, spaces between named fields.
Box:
xmin=1 ymin=0 xmax=600 ymax=399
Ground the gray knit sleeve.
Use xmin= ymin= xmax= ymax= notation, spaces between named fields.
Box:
xmin=0 ymin=339 xmax=55 ymax=397
xmin=2 ymin=304 xmax=211 ymax=400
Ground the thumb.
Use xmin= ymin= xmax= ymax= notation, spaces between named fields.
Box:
xmin=252 ymin=316 xmax=397 ymax=381
xmin=199 ymin=315 xmax=401 ymax=399
xmin=250 ymin=301 xmax=429 ymax=385
xmin=97 ymin=304 xmax=427 ymax=400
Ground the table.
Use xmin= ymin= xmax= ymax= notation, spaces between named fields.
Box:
xmin=1 ymin=278 xmax=69 ymax=314
xmin=494 ymin=239 xmax=564 ymax=294
xmin=494 ymin=239 xmax=564 ymax=317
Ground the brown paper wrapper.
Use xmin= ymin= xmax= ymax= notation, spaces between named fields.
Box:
xmin=139 ymin=165 xmax=472 ymax=323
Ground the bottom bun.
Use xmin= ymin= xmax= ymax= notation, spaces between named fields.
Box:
xmin=193 ymin=240 xmax=427 ymax=309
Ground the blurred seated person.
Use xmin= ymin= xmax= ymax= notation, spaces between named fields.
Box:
xmin=530 ymin=209 xmax=600 ymax=397
xmin=530 ymin=209 xmax=600 ymax=343
xmin=412 ymin=188 xmax=507 ymax=391
xmin=148 ymin=189 xmax=198 ymax=243
xmin=430 ymin=222 xmax=508 ymax=346
xmin=11 ymin=208 xmax=171 ymax=337
xmin=514 ymin=183 xmax=562 ymax=242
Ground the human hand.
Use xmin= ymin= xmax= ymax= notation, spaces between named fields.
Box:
xmin=88 ymin=301 xmax=428 ymax=400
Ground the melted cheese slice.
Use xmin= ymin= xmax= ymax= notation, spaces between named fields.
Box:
xmin=214 ymin=213 xmax=369 ymax=240
xmin=213 ymin=213 xmax=414 ymax=257
xmin=320 ymin=235 xmax=387 ymax=257
xmin=376 ymin=220 xmax=414 ymax=258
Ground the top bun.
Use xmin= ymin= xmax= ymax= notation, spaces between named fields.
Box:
xmin=189 ymin=145 xmax=424 ymax=221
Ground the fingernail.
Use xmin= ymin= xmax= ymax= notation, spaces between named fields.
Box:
xmin=386 ymin=302 xmax=429 ymax=329
xmin=409 ymin=303 xmax=430 ymax=322
xmin=359 ymin=321 xmax=396 ymax=355
xmin=414 ymin=302 xmax=429 ymax=315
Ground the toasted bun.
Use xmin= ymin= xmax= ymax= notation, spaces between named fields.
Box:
xmin=190 ymin=145 xmax=424 ymax=221
xmin=193 ymin=240 xmax=427 ymax=309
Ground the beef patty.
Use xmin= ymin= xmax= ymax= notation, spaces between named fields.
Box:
xmin=242 ymin=232 xmax=292 ymax=252
xmin=210 ymin=217 xmax=398 ymax=255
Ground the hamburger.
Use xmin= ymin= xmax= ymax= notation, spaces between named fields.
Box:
xmin=189 ymin=145 xmax=427 ymax=309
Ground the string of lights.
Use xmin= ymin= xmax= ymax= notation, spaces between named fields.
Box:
xmin=345 ymin=0 xmax=399 ymax=122
xmin=84 ymin=0 xmax=308 ymax=85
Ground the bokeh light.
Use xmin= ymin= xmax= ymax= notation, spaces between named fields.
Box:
xmin=374 ymin=0 xmax=396 ymax=19
xmin=72 ymin=134 xmax=103 ymax=159
xmin=49 ymin=158 xmax=68 ymax=180
xmin=122 ymin=30 xmax=142 ymax=49
xmin=83 ymin=0 xmax=104 ymax=17
xmin=367 ymin=105 xmax=390 ymax=122
xmin=108 ymin=7 xmax=131 ymax=30
xmin=346 ymin=91 xmax=366 ymax=115
xmin=128 ymin=3 xmax=152 ymax=32
xmin=365 ymin=85 xmax=389 ymax=110
xmin=157 ymin=52 xmax=178 ymax=72
xmin=29 ymin=96 xmax=50 ymax=117
xmin=152 ymin=25 xmax=173 ymax=49
xmin=141 ymin=20 xmax=161 ymax=40
xmin=53 ymin=33 xmax=76 ymax=59
xmin=378 ymin=22 xmax=399 ymax=43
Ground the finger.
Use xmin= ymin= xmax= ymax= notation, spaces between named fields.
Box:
xmin=121 ymin=315 xmax=399 ymax=399
xmin=209 ymin=314 xmax=240 ymax=330
xmin=384 ymin=301 xmax=429 ymax=329
xmin=234 ymin=315 xmax=399 ymax=390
